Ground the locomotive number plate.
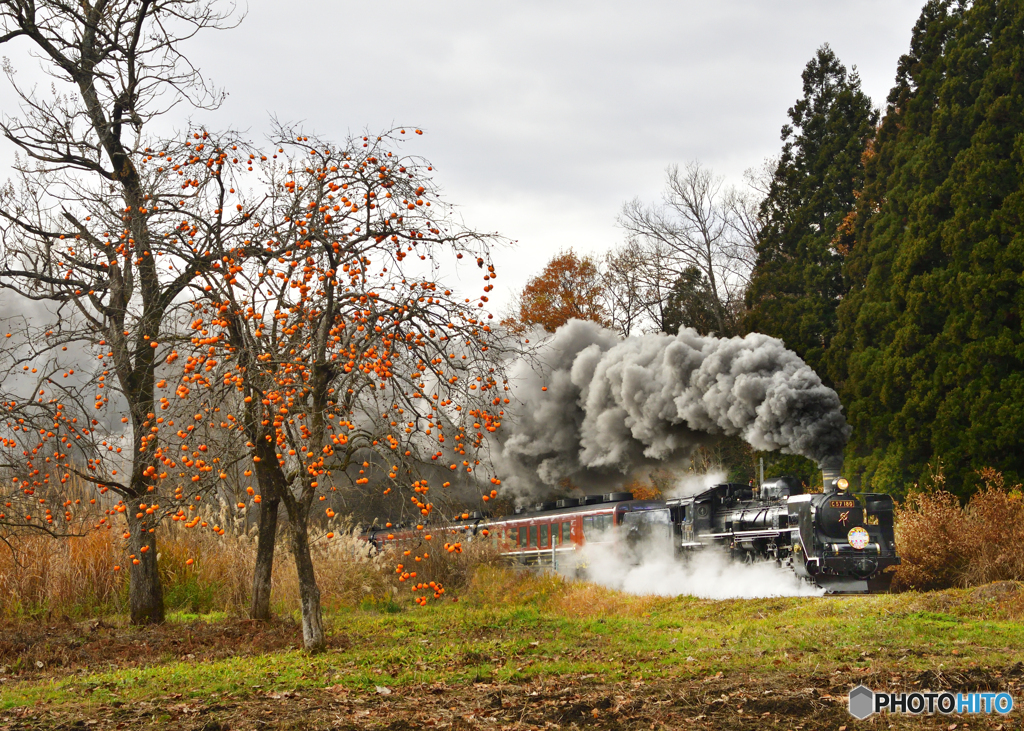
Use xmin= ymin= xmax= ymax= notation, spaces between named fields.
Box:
xmin=829 ymin=500 xmax=856 ymax=508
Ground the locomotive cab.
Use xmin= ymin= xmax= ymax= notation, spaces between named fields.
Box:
xmin=617 ymin=501 xmax=674 ymax=563
xmin=667 ymin=493 xmax=714 ymax=547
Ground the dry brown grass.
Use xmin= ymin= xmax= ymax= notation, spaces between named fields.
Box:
xmin=0 ymin=528 xmax=125 ymax=619
xmin=894 ymin=468 xmax=1024 ymax=591
xmin=465 ymin=564 xmax=668 ymax=618
xmin=0 ymin=515 xmax=503 ymax=621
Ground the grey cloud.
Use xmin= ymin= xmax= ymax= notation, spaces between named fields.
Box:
xmin=0 ymin=2 xmax=925 ymax=312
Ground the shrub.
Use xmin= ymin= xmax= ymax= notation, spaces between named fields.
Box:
xmin=894 ymin=468 xmax=1024 ymax=591
xmin=0 ymin=529 xmax=125 ymax=620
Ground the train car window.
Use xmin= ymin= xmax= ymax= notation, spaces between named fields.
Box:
xmin=621 ymin=509 xmax=670 ymax=528
xmin=540 ymin=524 xmax=549 ymax=547
xmin=584 ymin=515 xmax=613 ymax=540
xmin=562 ymin=521 xmax=572 ymax=543
xmin=518 ymin=526 xmax=526 ymax=547
xmin=529 ymin=525 xmax=538 ymax=548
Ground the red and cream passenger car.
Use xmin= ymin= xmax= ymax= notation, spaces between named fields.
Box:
xmin=364 ymin=492 xmax=673 ymax=568
xmin=469 ymin=492 xmax=673 ymax=568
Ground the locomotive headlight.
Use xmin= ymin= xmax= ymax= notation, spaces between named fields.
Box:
xmin=837 ymin=478 xmax=849 ymax=491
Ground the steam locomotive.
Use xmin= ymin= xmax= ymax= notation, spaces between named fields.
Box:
xmin=670 ymin=475 xmax=900 ymax=593
xmin=366 ymin=474 xmax=900 ymax=594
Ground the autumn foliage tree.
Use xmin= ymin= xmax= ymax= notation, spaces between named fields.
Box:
xmin=502 ymin=250 xmax=608 ymax=334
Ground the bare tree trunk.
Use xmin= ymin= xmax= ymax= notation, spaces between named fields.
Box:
xmin=250 ymin=493 xmax=279 ymax=621
xmin=126 ymin=511 xmax=164 ymax=624
xmin=250 ymin=439 xmax=284 ymax=621
xmin=287 ymin=502 xmax=325 ymax=653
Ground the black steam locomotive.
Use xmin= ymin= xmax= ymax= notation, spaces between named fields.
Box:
xmin=667 ymin=476 xmax=900 ymax=593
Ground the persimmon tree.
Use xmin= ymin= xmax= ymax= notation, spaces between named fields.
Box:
xmin=0 ymin=304 xmax=246 ymax=564
xmin=0 ymin=0 xmax=242 ymax=624
xmin=0 ymin=2 xmax=512 ymax=643
xmin=0 ymin=328 xmax=105 ymax=549
xmin=173 ymin=127 xmax=510 ymax=650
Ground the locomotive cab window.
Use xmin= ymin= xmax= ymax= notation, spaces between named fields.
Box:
xmin=621 ymin=509 xmax=670 ymax=526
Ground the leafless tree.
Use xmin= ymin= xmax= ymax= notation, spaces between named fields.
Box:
xmin=617 ymin=161 xmax=764 ymax=335
xmin=723 ymin=157 xmax=775 ymax=273
xmin=601 ymin=239 xmax=665 ymax=337
xmin=0 ymin=0 xmax=240 ymax=624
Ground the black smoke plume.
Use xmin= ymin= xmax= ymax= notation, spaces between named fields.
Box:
xmin=496 ymin=320 xmax=850 ymax=497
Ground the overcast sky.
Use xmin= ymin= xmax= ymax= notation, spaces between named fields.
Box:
xmin=1 ymin=0 xmax=925 ymax=310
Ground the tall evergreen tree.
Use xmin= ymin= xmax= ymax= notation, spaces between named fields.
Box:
xmin=663 ymin=267 xmax=719 ymax=336
xmin=744 ymin=46 xmax=878 ymax=382
xmin=830 ymin=0 xmax=1024 ymax=497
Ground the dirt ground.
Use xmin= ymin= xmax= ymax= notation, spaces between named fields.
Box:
xmin=2 ymin=671 xmax=1022 ymax=730
xmin=0 ymin=618 xmax=348 ymax=679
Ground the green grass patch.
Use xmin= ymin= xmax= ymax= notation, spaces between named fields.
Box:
xmin=3 ymin=571 xmax=1023 ymax=713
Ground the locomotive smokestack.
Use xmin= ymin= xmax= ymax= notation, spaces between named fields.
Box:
xmin=821 ymin=462 xmax=842 ymax=491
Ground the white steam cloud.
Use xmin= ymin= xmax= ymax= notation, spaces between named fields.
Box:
xmin=662 ymin=470 xmax=728 ymax=499
xmin=498 ymin=320 xmax=850 ymax=498
xmin=571 ymin=539 xmax=823 ymax=599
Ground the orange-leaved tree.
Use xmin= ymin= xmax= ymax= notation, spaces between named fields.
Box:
xmin=502 ymin=250 xmax=609 ymax=334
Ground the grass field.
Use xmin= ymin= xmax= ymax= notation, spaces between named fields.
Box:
xmin=1 ymin=568 xmax=1022 ymax=730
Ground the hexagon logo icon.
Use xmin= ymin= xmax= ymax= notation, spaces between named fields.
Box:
xmin=848 ymin=685 xmax=874 ymax=719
